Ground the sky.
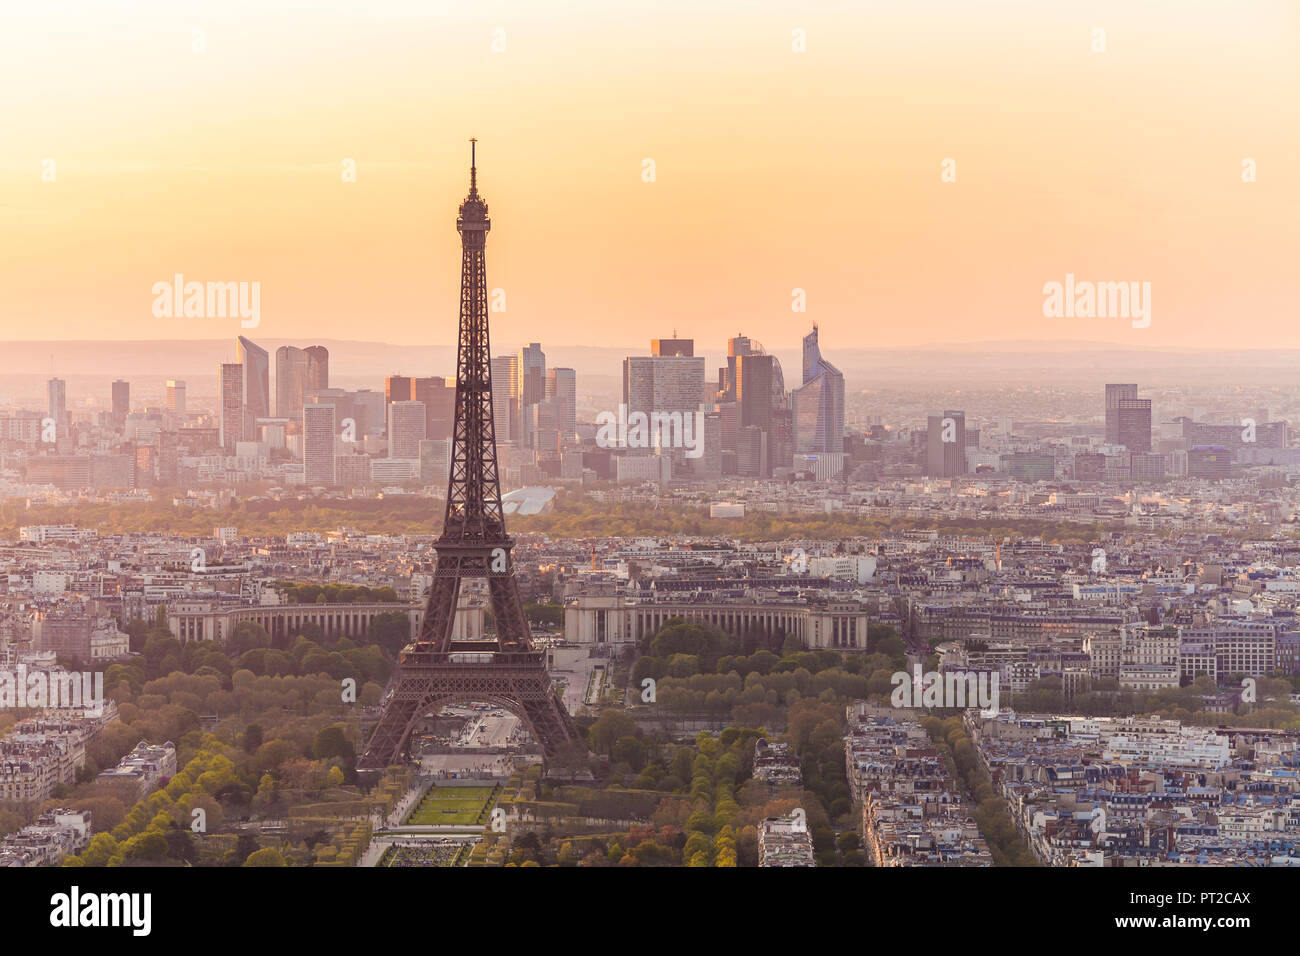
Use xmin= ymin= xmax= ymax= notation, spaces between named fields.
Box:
xmin=1 ymin=0 xmax=1296 ymax=354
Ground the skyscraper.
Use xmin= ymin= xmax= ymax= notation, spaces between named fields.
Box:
xmin=412 ymin=376 xmax=456 ymax=442
xmin=218 ymin=363 xmax=244 ymax=451
xmin=111 ymin=380 xmax=130 ymax=427
xmin=303 ymin=403 xmax=336 ymax=485
xmin=1117 ymin=398 xmax=1153 ymax=453
xmin=490 ymin=355 xmax=519 ymax=444
xmin=792 ymin=324 xmax=845 ymax=455
xmin=236 ymin=336 xmax=270 ymax=440
xmin=47 ymin=377 xmax=67 ymax=430
xmin=276 ymin=345 xmax=329 ymax=419
xmin=927 ymin=410 xmax=967 ymax=477
xmin=388 ymin=401 xmax=427 ymax=459
xmin=276 ymin=347 xmax=302 ymax=418
xmin=385 ymin=375 xmax=413 ymax=404
xmin=546 ymin=367 xmax=577 ymax=441
xmin=718 ymin=334 xmax=753 ymax=402
xmin=165 ymin=379 xmax=186 ymax=417
xmin=736 ymin=353 xmax=775 ymax=432
xmin=304 ymin=345 xmax=329 ymax=394
xmin=623 ymin=351 xmax=706 ymax=425
xmin=623 ymin=338 xmax=707 ymax=468
xmin=519 ymin=342 xmax=547 ymax=424
xmin=1105 ymin=384 xmax=1138 ymax=444
xmin=528 ymin=399 xmax=561 ymax=457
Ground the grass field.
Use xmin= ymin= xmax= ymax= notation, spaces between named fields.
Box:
xmin=404 ymin=785 xmax=499 ymax=827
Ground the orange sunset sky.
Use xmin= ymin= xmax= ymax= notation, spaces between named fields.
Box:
xmin=1 ymin=0 xmax=1296 ymax=352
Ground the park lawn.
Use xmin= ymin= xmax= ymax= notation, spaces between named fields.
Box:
xmin=404 ymin=785 xmax=499 ymax=826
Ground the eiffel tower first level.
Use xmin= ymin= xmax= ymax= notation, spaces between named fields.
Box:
xmin=358 ymin=143 xmax=580 ymax=771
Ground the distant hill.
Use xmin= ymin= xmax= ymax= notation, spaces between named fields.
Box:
xmin=0 ymin=339 xmax=1295 ymax=404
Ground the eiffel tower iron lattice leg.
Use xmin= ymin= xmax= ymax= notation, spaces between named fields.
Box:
xmin=358 ymin=142 xmax=580 ymax=772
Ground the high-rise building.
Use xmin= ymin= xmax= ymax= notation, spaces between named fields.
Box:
xmin=769 ymin=406 xmax=794 ymax=476
xmin=385 ymin=375 xmax=413 ymax=405
xmin=694 ymin=411 xmax=723 ymax=478
xmin=303 ymin=404 xmax=336 ymax=485
xmin=165 ymin=379 xmax=186 ymax=417
xmin=717 ymin=334 xmax=754 ymax=402
xmin=350 ymin=389 xmax=384 ymax=438
xmin=335 ymin=452 xmax=371 ymax=489
xmin=304 ymin=345 xmax=329 ymax=394
xmin=47 ymin=378 xmax=67 ymax=431
xmin=519 ymin=345 xmax=548 ymax=450
xmin=624 ymin=341 xmax=707 ymax=472
xmin=714 ymin=401 xmax=740 ymax=456
xmin=519 ymin=342 xmax=547 ymax=414
xmin=1116 ymin=398 xmax=1153 ymax=453
xmin=276 ymin=346 xmax=328 ymax=418
xmin=134 ymin=444 xmax=157 ymax=487
xmin=490 ymin=355 xmax=519 ymax=444
xmin=736 ymin=425 xmax=768 ymax=477
xmin=651 ymin=338 xmax=694 ymax=358
xmin=791 ymin=325 xmax=845 ymax=455
xmin=926 ymin=410 xmax=967 ymax=477
xmin=418 ymin=438 xmax=452 ymax=487
xmin=736 ymin=354 xmax=775 ymax=431
xmin=218 ymin=363 xmax=244 ymax=451
xmin=623 ymin=351 xmax=706 ymax=428
xmin=110 ymin=380 xmax=130 ymax=427
xmin=388 ymin=401 xmax=427 ymax=459
xmin=276 ymin=347 xmax=302 ymax=418
xmin=158 ymin=431 xmax=179 ymax=484
xmin=236 ymin=336 xmax=270 ymax=441
xmin=1004 ymin=452 xmax=1054 ymax=480
xmin=412 ymin=376 xmax=456 ymax=442
xmin=1188 ymin=445 xmax=1231 ymax=480
xmin=546 ymin=367 xmax=577 ymax=441
xmin=1105 ymin=384 xmax=1139 ymax=444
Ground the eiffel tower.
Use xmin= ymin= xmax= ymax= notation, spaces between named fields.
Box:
xmin=358 ymin=142 xmax=580 ymax=771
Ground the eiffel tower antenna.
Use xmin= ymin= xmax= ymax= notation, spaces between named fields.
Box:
xmin=468 ymin=137 xmax=478 ymax=197
xmin=359 ymin=143 xmax=580 ymax=771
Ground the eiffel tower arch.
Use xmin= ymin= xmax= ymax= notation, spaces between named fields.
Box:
xmin=358 ymin=143 xmax=581 ymax=772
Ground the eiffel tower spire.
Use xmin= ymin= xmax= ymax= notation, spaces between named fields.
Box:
xmin=358 ymin=143 xmax=580 ymax=771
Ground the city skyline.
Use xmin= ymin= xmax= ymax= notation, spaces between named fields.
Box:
xmin=1 ymin=0 xmax=1297 ymax=895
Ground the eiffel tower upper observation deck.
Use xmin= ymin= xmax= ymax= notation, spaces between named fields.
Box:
xmin=357 ymin=143 xmax=580 ymax=771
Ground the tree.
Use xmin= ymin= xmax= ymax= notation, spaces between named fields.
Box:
xmin=80 ymin=832 xmax=120 ymax=867
xmin=224 ymin=833 xmax=259 ymax=866
xmin=366 ymin=612 xmax=412 ymax=655
xmin=122 ymin=831 xmax=168 ymax=862
xmin=587 ymin=709 xmax=637 ymax=756
xmin=314 ymin=725 xmax=356 ymax=763
xmin=612 ymin=736 xmax=647 ymax=772
xmin=230 ymin=622 xmax=271 ymax=655
xmin=163 ymin=826 xmax=196 ymax=862
xmin=244 ymin=847 xmax=286 ymax=867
